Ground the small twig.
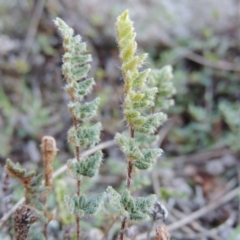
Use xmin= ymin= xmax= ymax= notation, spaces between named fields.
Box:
xmin=172 ymin=202 xmax=215 ymax=235
xmin=169 ymin=207 xmax=220 ymax=240
xmin=0 ymin=140 xmax=116 ymax=229
xmin=106 ymin=218 xmax=119 ymax=240
xmin=171 ymin=212 xmax=236 ymax=240
xmin=170 ymin=148 xmax=235 ymax=166
xmin=136 ymin=186 xmax=240 ymax=240
xmin=167 ymin=214 xmax=194 ymax=235
xmin=157 ymin=30 xmax=240 ymax=72
xmin=168 ymin=187 xmax=239 ymax=232
xmin=210 ymin=177 xmax=237 ymax=202
xmin=180 ymin=48 xmax=240 ymax=72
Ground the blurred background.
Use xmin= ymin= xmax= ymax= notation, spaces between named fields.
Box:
xmin=0 ymin=0 xmax=240 ymax=239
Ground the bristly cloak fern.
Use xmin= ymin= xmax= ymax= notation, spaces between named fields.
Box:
xmin=149 ymin=66 xmax=175 ymax=111
xmin=54 ymin=18 xmax=105 ymax=218
xmin=107 ymin=10 xmax=175 ymax=236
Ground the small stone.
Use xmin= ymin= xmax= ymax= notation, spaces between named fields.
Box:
xmin=171 ymin=178 xmax=193 ymax=196
xmin=221 ymin=154 xmax=236 ymax=168
xmin=205 ymin=160 xmax=224 ymax=176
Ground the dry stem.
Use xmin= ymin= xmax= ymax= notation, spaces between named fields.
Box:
xmin=41 ymin=136 xmax=58 ymax=239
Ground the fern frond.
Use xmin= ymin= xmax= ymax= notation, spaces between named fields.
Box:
xmin=115 ymin=133 xmax=143 ymax=160
xmin=5 ymin=159 xmax=35 ymax=185
xmin=68 ymin=122 xmax=102 ymax=148
xmin=68 ymin=97 xmax=100 ymax=121
xmin=67 ymin=151 xmax=103 ymax=179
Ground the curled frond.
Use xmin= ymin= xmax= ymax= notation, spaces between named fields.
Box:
xmin=5 ymin=159 xmax=35 ymax=186
xmin=115 ymin=10 xmax=150 ymax=93
xmin=54 ymin=18 xmax=74 ymax=39
xmin=54 ymin=18 xmax=95 ymax=103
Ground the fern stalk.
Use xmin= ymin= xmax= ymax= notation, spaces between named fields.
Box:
xmin=54 ymin=18 xmax=104 ymax=240
xmin=54 ymin=19 xmax=82 ymax=239
xmin=112 ymin=10 xmax=173 ymax=239
xmin=71 ymin=102 xmax=81 ymax=240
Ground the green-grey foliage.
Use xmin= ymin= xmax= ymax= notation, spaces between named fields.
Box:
xmin=68 ymin=122 xmax=102 ymax=148
xmin=114 ymin=10 xmax=168 ymax=135
xmin=68 ymin=98 xmax=100 ymax=121
xmin=54 ymin=18 xmax=104 ymax=219
xmin=64 ymin=193 xmax=105 ymax=217
xmin=107 ymin=187 xmax=156 ymax=221
xmin=188 ymin=104 xmax=208 ymax=123
xmin=67 ymin=151 xmax=103 ymax=179
xmin=219 ymin=100 xmax=240 ymax=150
xmin=113 ymin=10 xmax=173 ymax=171
xmin=149 ymin=66 xmax=175 ymax=110
xmin=107 ymin=10 xmax=175 ymax=231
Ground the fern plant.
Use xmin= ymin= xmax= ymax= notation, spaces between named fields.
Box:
xmin=5 ymin=159 xmax=47 ymax=240
xmin=4 ymin=136 xmax=58 ymax=240
xmin=5 ymin=159 xmax=47 ymax=209
xmin=54 ymin=18 xmax=105 ymax=240
xmin=149 ymin=66 xmax=175 ymax=111
xmin=106 ymin=10 xmax=174 ymax=239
